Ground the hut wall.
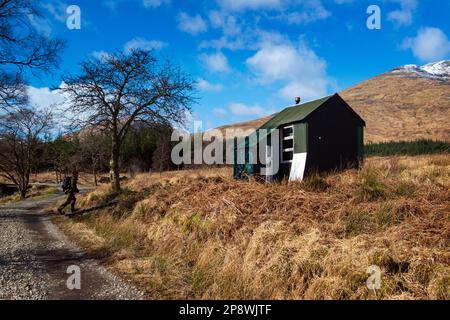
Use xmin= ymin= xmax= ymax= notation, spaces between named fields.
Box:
xmin=304 ymin=97 xmax=363 ymax=172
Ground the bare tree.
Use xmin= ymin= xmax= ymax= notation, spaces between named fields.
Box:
xmin=45 ymin=134 xmax=79 ymax=184
xmin=0 ymin=0 xmax=64 ymax=73
xmin=61 ymin=50 xmax=195 ymax=191
xmin=0 ymin=0 xmax=64 ymax=111
xmin=152 ymin=135 xmax=171 ymax=173
xmin=0 ymin=72 xmax=27 ymax=110
xmin=0 ymin=107 xmax=53 ymax=198
xmin=79 ymin=130 xmax=110 ymax=186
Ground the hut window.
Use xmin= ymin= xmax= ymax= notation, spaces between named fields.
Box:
xmin=282 ymin=126 xmax=293 ymax=138
xmin=281 ymin=125 xmax=294 ymax=163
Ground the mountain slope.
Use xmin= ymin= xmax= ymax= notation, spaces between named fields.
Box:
xmin=391 ymin=60 xmax=450 ymax=80
xmin=218 ymin=61 xmax=450 ymax=143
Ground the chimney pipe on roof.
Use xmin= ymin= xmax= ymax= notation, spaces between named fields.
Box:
xmin=295 ymin=96 xmax=301 ymax=105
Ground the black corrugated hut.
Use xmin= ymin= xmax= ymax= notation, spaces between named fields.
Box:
xmin=234 ymin=93 xmax=366 ymax=181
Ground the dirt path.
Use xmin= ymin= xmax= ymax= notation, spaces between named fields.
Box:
xmin=0 ymin=192 xmax=143 ymax=300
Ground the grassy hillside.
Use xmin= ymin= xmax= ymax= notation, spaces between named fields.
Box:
xmin=340 ymin=72 xmax=450 ymax=143
xmin=54 ymin=155 xmax=449 ymax=300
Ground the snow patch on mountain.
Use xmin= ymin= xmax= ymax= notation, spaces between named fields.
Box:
xmin=391 ymin=60 xmax=450 ymax=80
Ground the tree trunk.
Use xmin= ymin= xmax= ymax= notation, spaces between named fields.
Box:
xmin=110 ymin=136 xmax=121 ymax=192
xmin=19 ymin=187 xmax=27 ymax=199
xmin=18 ymin=177 xmax=28 ymax=199
xmin=93 ymin=166 xmax=98 ymax=187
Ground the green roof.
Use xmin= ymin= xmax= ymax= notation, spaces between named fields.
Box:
xmin=259 ymin=95 xmax=332 ymax=129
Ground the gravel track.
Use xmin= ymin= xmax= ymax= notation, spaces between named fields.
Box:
xmin=0 ymin=193 xmax=143 ymax=300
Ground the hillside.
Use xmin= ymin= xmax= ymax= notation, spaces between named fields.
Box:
xmin=215 ymin=115 xmax=274 ymax=134
xmin=217 ymin=61 xmax=450 ymax=143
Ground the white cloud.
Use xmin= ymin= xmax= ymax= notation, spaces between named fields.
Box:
xmin=93 ymin=38 xmax=167 ymax=58
xmin=142 ymin=0 xmax=170 ymax=8
xmin=208 ymin=11 xmax=240 ymax=36
xmin=247 ymin=44 xmax=298 ymax=82
xmin=227 ymin=102 xmax=267 ymax=117
xmin=104 ymin=0 xmax=169 ymax=11
xmin=213 ymin=108 xmax=227 ymax=117
xmin=202 ymin=2 xmax=332 ymax=51
xmin=200 ymin=35 xmax=248 ymax=51
xmin=246 ymin=38 xmax=331 ymax=101
xmin=216 ymin=0 xmax=332 ymax=19
xmin=388 ymin=0 xmax=417 ymax=27
xmin=333 ymin=0 xmax=354 ymax=4
xmin=91 ymin=50 xmax=111 ymax=60
xmin=276 ymin=0 xmax=331 ymax=24
xmin=25 ymin=84 xmax=73 ymax=132
xmin=27 ymin=13 xmax=52 ymax=36
xmin=27 ymin=83 xmax=95 ymax=131
xmin=401 ymin=27 xmax=450 ymax=62
xmin=216 ymin=0 xmax=283 ymax=11
xmin=199 ymin=51 xmax=231 ymax=73
xmin=213 ymin=102 xmax=275 ymax=121
xmin=177 ymin=12 xmax=208 ymax=35
xmin=197 ymin=78 xmax=224 ymax=92
xmin=280 ymin=10 xmax=330 ymax=25
xmin=41 ymin=2 xmax=68 ymax=23
xmin=124 ymin=38 xmax=167 ymax=52
xmin=26 ymin=85 xmax=66 ymax=110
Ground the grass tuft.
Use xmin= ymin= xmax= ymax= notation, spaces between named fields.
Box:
xmin=357 ymin=168 xmax=388 ymax=201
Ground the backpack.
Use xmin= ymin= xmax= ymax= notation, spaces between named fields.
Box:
xmin=62 ymin=176 xmax=72 ymax=192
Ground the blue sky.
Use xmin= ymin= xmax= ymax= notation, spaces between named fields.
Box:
xmin=27 ymin=0 xmax=450 ymax=130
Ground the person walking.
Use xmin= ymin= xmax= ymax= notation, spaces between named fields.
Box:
xmin=58 ymin=170 xmax=79 ymax=215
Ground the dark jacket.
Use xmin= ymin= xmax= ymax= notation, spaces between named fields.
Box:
xmin=67 ymin=176 xmax=79 ymax=194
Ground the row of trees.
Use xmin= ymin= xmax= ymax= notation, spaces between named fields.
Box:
xmin=42 ymin=125 xmax=174 ymax=187
xmin=365 ymin=140 xmax=450 ymax=156
xmin=0 ymin=0 xmax=195 ymax=198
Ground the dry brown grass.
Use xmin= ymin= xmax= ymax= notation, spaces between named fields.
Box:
xmin=0 ymin=185 xmax=58 ymax=204
xmin=24 ymin=171 xmax=114 ymax=187
xmin=55 ymin=155 xmax=449 ymax=300
xmin=26 ymin=171 xmax=105 ymax=187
